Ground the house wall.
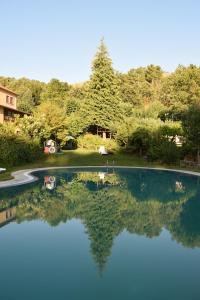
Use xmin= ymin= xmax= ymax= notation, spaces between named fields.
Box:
xmin=0 ymin=89 xmax=17 ymax=110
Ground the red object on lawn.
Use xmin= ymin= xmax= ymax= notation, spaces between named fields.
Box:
xmin=44 ymin=146 xmax=49 ymax=154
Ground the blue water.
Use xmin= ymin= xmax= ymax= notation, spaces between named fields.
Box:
xmin=0 ymin=168 xmax=200 ymax=300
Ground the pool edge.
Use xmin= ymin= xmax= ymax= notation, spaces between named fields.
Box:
xmin=0 ymin=166 xmax=200 ymax=189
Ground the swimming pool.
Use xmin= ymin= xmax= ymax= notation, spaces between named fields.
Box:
xmin=0 ymin=167 xmax=200 ymax=300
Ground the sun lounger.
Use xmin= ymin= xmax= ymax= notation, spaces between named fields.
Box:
xmin=98 ymin=146 xmax=108 ymax=155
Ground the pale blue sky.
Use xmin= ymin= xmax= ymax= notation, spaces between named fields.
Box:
xmin=0 ymin=0 xmax=200 ymax=83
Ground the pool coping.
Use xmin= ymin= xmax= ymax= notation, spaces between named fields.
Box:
xmin=0 ymin=166 xmax=200 ymax=189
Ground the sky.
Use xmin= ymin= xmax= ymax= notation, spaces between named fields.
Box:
xmin=0 ymin=0 xmax=200 ymax=83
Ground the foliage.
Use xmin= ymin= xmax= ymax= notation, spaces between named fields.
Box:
xmin=113 ymin=117 xmax=136 ymax=147
xmin=130 ymin=128 xmax=152 ymax=155
xmin=15 ymin=114 xmax=46 ymax=139
xmin=145 ymin=64 xmax=163 ymax=83
xmin=77 ymin=133 xmax=118 ymax=151
xmin=40 ymin=78 xmax=70 ymax=105
xmin=64 ymin=113 xmax=88 ymax=138
xmin=1 ymin=43 xmax=200 ymax=162
xmin=114 ymin=117 xmax=163 ymax=148
xmin=15 ymin=101 xmax=69 ymax=143
xmin=17 ymin=89 xmax=34 ymax=112
xmin=82 ymin=40 xmax=124 ymax=130
xmin=35 ymin=101 xmax=67 ymax=137
xmin=114 ymin=117 xmax=181 ymax=163
xmin=118 ymin=68 xmax=150 ymax=106
xmin=159 ymin=103 xmax=186 ymax=121
xmin=182 ymin=103 xmax=200 ymax=162
xmin=161 ymin=65 xmax=200 ymax=108
xmin=148 ymin=138 xmax=180 ymax=163
xmin=0 ymin=123 xmax=42 ymax=166
xmin=0 ymin=76 xmax=44 ymax=112
xmin=118 ymin=65 xmax=163 ymax=106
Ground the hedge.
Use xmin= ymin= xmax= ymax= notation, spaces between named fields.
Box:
xmin=0 ymin=133 xmax=43 ymax=167
xmin=77 ymin=134 xmax=118 ymax=151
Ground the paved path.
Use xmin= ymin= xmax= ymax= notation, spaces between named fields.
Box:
xmin=0 ymin=166 xmax=200 ymax=189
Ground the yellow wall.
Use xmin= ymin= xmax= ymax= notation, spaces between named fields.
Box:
xmin=0 ymin=89 xmax=17 ymax=110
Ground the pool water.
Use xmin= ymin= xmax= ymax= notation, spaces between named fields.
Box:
xmin=0 ymin=168 xmax=200 ymax=300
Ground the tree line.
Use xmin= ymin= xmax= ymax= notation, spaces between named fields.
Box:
xmin=1 ymin=40 xmax=200 ymax=164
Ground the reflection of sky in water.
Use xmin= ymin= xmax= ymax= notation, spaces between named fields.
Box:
xmin=0 ymin=168 xmax=200 ymax=300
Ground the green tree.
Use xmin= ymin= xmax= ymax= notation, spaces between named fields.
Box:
xmin=182 ymin=103 xmax=200 ymax=163
xmin=118 ymin=65 xmax=163 ymax=106
xmin=15 ymin=101 xmax=68 ymax=143
xmin=40 ymin=79 xmax=70 ymax=106
xmin=118 ymin=67 xmax=150 ymax=106
xmin=83 ymin=40 xmax=123 ymax=131
xmin=130 ymin=127 xmax=152 ymax=156
xmin=17 ymin=89 xmax=34 ymax=112
xmin=161 ymin=65 xmax=200 ymax=109
xmin=145 ymin=64 xmax=163 ymax=83
xmin=0 ymin=76 xmax=45 ymax=110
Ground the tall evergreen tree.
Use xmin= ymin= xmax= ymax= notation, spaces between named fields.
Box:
xmin=84 ymin=39 xmax=123 ymax=132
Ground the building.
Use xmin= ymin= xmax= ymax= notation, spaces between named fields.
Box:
xmin=0 ymin=85 xmax=27 ymax=123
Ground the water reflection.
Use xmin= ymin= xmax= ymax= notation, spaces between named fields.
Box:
xmin=0 ymin=168 xmax=200 ymax=271
xmin=43 ymin=175 xmax=57 ymax=190
xmin=0 ymin=206 xmax=16 ymax=227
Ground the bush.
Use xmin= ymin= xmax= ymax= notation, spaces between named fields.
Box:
xmin=77 ymin=134 xmax=118 ymax=151
xmin=148 ymin=138 xmax=180 ymax=164
xmin=0 ymin=125 xmax=43 ymax=166
xmin=130 ymin=128 xmax=152 ymax=155
xmin=160 ymin=142 xmax=180 ymax=164
xmin=180 ymin=142 xmax=197 ymax=161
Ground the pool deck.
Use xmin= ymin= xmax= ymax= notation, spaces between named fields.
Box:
xmin=0 ymin=166 xmax=200 ymax=189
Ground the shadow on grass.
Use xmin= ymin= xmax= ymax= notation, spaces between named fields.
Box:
xmin=33 ymin=149 xmax=152 ymax=168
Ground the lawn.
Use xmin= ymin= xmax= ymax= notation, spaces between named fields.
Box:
xmin=0 ymin=149 xmax=199 ymax=181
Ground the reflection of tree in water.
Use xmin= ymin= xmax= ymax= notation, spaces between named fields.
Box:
xmin=81 ymin=188 xmax=124 ymax=273
xmin=77 ymin=171 xmax=124 ymax=192
xmin=120 ymin=169 xmax=197 ymax=203
xmin=169 ymin=189 xmax=200 ymax=248
xmin=121 ymin=200 xmax=182 ymax=238
xmin=0 ymin=170 xmax=200 ymax=272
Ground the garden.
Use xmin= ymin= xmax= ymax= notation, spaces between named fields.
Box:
xmin=1 ymin=41 xmax=200 ymax=179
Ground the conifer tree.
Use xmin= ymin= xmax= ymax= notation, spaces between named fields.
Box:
xmin=84 ymin=39 xmax=123 ymax=131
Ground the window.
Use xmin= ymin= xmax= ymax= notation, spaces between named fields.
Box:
xmin=4 ymin=108 xmax=14 ymax=121
xmin=6 ymin=95 xmax=14 ymax=105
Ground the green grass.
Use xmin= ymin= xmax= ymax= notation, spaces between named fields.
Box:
xmin=0 ymin=149 xmax=199 ymax=181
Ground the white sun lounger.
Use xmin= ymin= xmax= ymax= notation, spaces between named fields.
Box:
xmin=99 ymin=146 xmax=108 ymax=155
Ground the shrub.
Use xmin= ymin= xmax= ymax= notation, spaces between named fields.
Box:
xmin=180 ymin=142 xmax=197 ymax=161
xmin=148 ymin=138 xmax=180 ymax=164
xmin=130 ymin=128 xmax=152 ymax=155
xmin=77 ymin=134 xmax=118 ymax=151
xmin=0 ymin=125 xmax=43 ymax=167
xmin=160 ymin=141 xmax=180 ymax=164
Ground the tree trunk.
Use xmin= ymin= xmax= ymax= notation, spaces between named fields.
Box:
xmin=197 ymin=145 xmax=200 ymax=164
